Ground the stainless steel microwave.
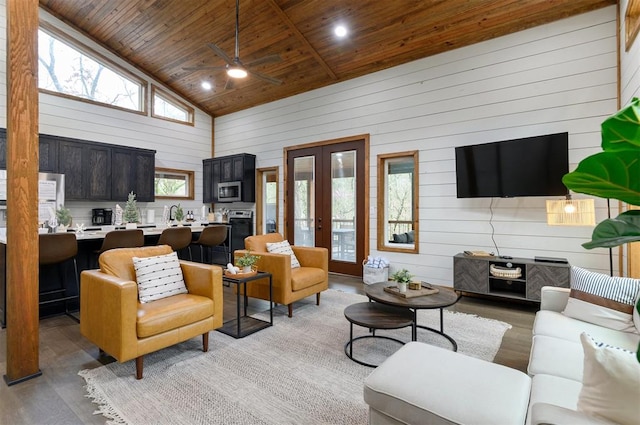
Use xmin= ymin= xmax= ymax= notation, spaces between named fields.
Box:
xmin=217 ymin=181 xmax=242 ymax=202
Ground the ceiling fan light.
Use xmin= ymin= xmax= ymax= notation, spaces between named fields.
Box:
xmin=227 ymin=66 xmax=248 ymax=79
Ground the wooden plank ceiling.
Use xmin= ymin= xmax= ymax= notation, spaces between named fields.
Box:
xmin=39 ymin=0 xmax=615 ymax=117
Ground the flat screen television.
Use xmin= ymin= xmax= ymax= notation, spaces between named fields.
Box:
xmin=455 ymin=132 xmax=568 ymax=198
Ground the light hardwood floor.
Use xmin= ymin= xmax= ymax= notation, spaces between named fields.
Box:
xmin=0 ymin=274 xmax=536 ymax=424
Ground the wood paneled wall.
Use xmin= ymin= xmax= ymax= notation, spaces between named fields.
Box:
xmin=214 ymin=6 xmax=619 ymax=284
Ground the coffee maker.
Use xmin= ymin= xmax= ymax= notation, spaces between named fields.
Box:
xmin=92 ymin=208 xmax=113 ymax=226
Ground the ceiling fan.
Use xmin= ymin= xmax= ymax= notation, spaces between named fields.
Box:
xmin=184 ymin=0 xmax=282 ymax=89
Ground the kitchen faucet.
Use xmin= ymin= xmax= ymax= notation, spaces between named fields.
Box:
xmin=169 ymin=204 xmax=178 ymax=221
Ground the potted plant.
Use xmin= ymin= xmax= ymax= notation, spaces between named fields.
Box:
xmin=55 ymin=204 xmax=72 ymax=232
xmin=236 ymin=250 xmax=261 ymax=273
xmin=174 ymin=203 xmax=185 ymax=225
xmin=123 ymin=191 xmax=140 ymax=228
xmin=390 ymin=268 xmax=413 ymax=293
xmin=562 ymin=97 xmax=640 ymax=361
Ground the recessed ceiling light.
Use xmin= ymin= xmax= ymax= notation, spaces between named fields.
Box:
xmin=334 ymin=25 xmax=348 ymax=38
xmin=201 ymin=81 xmax=212 ymax=90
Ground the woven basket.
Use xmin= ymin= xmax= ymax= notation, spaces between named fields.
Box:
xmin=489 ymin=264 xmax=522 ymax=279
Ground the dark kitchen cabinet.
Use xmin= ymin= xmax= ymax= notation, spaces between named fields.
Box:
xmin=0 ymin=130 xmax=58 ymax=172
xmin=38 ymin=135 xmax=59 ymax=173
xmin=111 ymin=148 xmax=155 ymax=202
xmin=59 ymin=141 xmax=112 ymax=200
xmin=203 ymin=153 xmax=255 ymax=203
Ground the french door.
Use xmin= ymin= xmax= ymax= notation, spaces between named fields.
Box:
xmin=286 ymin=139 xmax=366 ymax=276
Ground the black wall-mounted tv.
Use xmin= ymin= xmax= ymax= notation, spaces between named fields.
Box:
xmin=455 ymin=132 xmax=569 ymax=198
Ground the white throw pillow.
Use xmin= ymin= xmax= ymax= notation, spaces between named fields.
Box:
xmin=577 ymin=333 xmax=640 ymax=425
xmin=265 ymin=240 xmax=301 ymax=268
xmin=133 ymin=252 xmax=187 ymax=303
xmin=562 ymin=266 xmax=640 ymax=333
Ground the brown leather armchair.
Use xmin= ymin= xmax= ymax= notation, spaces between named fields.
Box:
xmin=235 ymin=233 xmax=328 ymax=318
xmin=80 ymin=245 xmax=223 ymax=379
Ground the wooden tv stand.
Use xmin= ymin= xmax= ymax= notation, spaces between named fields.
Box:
xmin=453 ymin=253 xmax=570 ymax=302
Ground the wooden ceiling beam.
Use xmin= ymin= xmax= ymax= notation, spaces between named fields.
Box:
xmin=265 ymin=0 xmax=337 ymax=81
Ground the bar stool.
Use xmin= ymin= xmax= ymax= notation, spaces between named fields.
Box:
xmin=39 ymin=233 xmax=80 ymax=321
xmin=194 ymin=225 xmax=229 ymax=265
xmin=157 ymin=226 xmax=193 ymax=260
xmin=93 ymin=229 xmax=144 ymax=268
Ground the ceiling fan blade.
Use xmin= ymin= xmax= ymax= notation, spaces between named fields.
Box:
xmin=247 ymin=69 xmax=283 ymax=85
xmin=207 ymin=43 xmax=234 ymax=65
xmin=182 ymin=65 xmax=228 ymax=71
xmin=224 ymin=77 xmax=236 ymax=90
xmin=245 ymin=54 xmax=282 ymax=68
xmin=247 ymin=69 xmax=282 ymax=85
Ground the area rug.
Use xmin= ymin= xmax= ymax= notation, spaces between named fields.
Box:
xmin=79 ymin=289 xmax=512 ymax=425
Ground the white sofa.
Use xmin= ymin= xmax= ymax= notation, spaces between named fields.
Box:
xmin=363 ymin=286 xmax=640 ymax=425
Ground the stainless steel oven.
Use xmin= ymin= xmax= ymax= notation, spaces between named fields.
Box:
xmin=217 ymin=181 xmax=242 ymax=202
xmin=228 ymin=209 xmax=253 ymax=252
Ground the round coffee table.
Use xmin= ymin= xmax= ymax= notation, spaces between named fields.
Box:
xmin=343 ymin=302 xmax=415 ymax=367
xmin=364 ymin=282 xmax=461 ymax=350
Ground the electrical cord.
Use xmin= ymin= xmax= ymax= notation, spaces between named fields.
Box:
xmin=489 ymin=197 xmax=500 ymax=257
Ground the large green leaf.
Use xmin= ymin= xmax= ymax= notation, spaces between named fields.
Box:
xmin=562 ymin=151 xmax=640 ymax=206
xmin=601 ymin=97 xmax=640 ymax=152
xmin=582 ymin=210 xmax=640 ymax=249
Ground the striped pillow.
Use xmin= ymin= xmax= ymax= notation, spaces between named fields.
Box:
xmin=133 ymin=252 xmax=188 ymax=303
xmin=562 ymin=266 xmax=640 ymax=333
xmin=265 ymin=240 xmax=301 ymax=268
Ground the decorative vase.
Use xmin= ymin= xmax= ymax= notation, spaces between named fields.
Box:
xmin=125 ymin=222 xmax=137 ymax=229
xmin=397 ymin=281 xmax=407 ymax=293
xmin=242 ymin=265 xmax=253 ymax=274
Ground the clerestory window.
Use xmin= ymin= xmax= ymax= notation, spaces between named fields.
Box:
xmin=151 ymin=85 xmax=195 ymax=125
xmin=38 ymin=24 xmax=145 ymax=113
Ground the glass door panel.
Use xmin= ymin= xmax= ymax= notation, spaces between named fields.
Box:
xmin=331 ymin=151 xmax=356 ymax=263
xmin=293 ymin=156 xmax=315 ymax=247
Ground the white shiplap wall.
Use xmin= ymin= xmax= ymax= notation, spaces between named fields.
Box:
xmin=0 ymin=1 xmax=213 ymax=225
xmin=620 ymin=0 xmax=640 ymax=104
xmin=214 ymin=6 xmax=618 ymax=284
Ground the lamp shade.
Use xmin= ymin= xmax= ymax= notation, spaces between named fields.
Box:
xmin=546 ymin=198 xmax=596 ymax=226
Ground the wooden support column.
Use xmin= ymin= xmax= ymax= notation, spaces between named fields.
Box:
xmin=4 ymin=0 xmax=41 ymax=385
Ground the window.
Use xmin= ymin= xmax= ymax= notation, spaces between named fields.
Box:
xmin=257 ymin=168 xmax=279 ymax=234
xmin=154 ymin=168 xmax=194 ymax=200
xmin=152 ymin=86 xmax=195 ymax=125
xmin=626 ymin=0 xmax=640 ymax=51
xmin=377 ymin=151 xmax=419 ymax=253
xmin=38 ymin=24 xmax=145 ymax=113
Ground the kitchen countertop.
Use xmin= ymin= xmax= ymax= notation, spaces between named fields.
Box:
xmin=0 ymin=222 xmax=231 ymax=244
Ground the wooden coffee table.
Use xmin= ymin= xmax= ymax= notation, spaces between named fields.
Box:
xmin=343 ymin=302 xmax=415 ymax=367
xmin=364 ymin=282 xmax=461 ymax=350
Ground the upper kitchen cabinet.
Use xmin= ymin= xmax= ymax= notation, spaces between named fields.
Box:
xmin=111 ymin=147 xmax=155 ymax=202
xmin=59 ymin=140 xmax=112 ymax=200
xmin=0 ymin=130 xmax=58 ymax=172
xmin=203 ymin=153 xmax=255 ymax=203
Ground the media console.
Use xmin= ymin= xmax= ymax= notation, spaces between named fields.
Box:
xmin=453 ymin=253 xmax=570 ymax=302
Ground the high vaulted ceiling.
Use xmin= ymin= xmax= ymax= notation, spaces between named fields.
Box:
xmin=39 ymin=0 xmax=615 ymax=117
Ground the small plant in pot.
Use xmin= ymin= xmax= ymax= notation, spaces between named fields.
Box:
xmin=236 ymin=250 xmax=261 ymax=273
xmin=55 ymin=204 xmax=72 ymax=232
xmin=390 ymin=268 xmax=413 ymax=293
xmin=174 ymin=204 xmax=185 ymax=225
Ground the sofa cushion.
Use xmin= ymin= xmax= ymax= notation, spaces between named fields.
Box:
xmin=533 ymin=310 xmax=640 ymax=351
xmin=364 ymin=342 xmax=531 ymax=425
xmin=137 ymin=293 xmax=214 ymax=338
xmin=133 ymin=251 xmax=188 ymax=303
xmin=290 ymin=267 xmax=325 ymax=291
xmin=266 ymin=240 xmax=301 ymax=268
xmin=528 ymin=335 xmax=584 ymax=381
xmin=527 ymin=374 xmax=582 ymax=425
xmin=562 ymin=266 xmax=640 ymax=333
xmin=577 ymin=333 xmax=640 ymax=425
